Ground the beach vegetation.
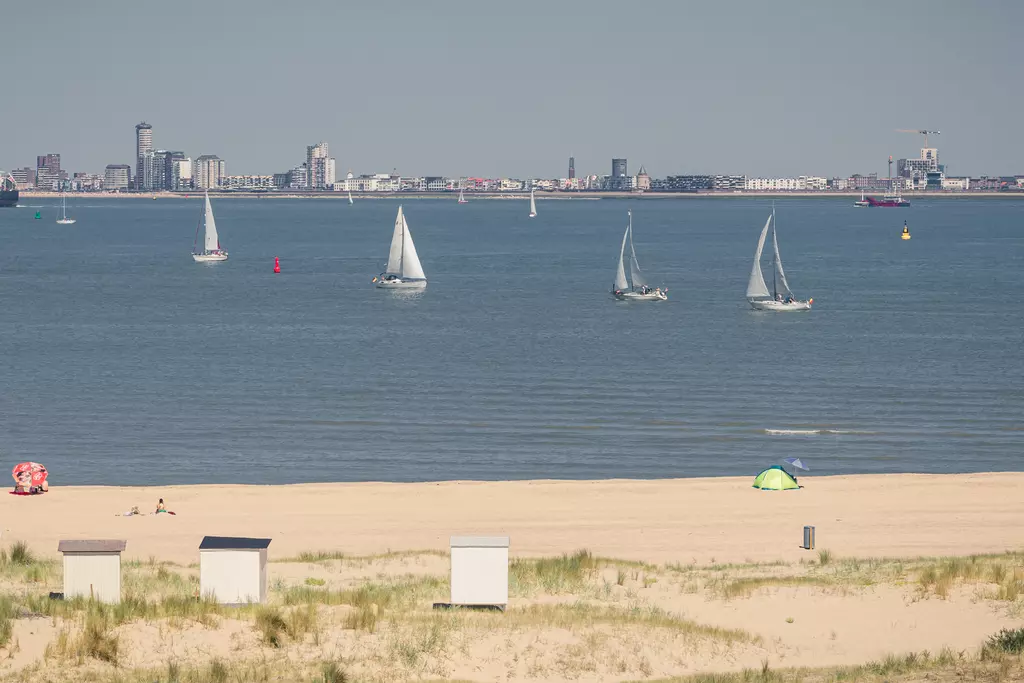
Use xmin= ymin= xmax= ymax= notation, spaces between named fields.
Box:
xmin=0 ymin=596 xmax=17 ymax=647
xmin=986 ymin=627 xmax=1024 ymax=655
xmin=510 ymin=549 xmax=598 ymax=594
xmin=254 ymin=606 xmax=288 ymax=647
xmin=816 ymin=548 xmax=832 ymax=566
xmin=45 ymin=604 xmax=120 ymax=665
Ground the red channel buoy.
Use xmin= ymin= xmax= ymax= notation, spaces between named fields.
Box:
xmin=273 ymin=257 xmax=281 ymax=274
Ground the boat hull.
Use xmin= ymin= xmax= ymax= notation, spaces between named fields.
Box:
xmin=376 ymin=278 xmax=426 ymax=289
xmin=56 ymin=218 xmax=76 ymax=224
xmin=748 ymin=299 xmax=812 ymax=312
xmin=613 ymin=290 xmax=667 ymax=302
xmin=192 ymin=252 xmax=228 ymax=262
xmin=865 ymin=196 xmax=910 ymax=207
xmin=0 ymin=190 xmax=18 ymax=208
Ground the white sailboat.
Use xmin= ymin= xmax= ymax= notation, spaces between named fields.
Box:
xmin=374 ymin=205 xmax=426 ymax=289
xmin=55 ymin=192 xmax=76 ymax=224
xmin=348 ymin=189 xmax=354 ymax=205
xmin=611 ymin=210 xmax=667 ymax=301
xmin=746 ymin=206 xmax=811 ymax=311
xmin=457 ymin=185 xmax=468 ymax=204
xmin=854 ymin=191 xmax=868 ymax=207
xmin=191 ymin=191 xmax=228 ymax=262
xmin=528 ymin=187 xmax=537 ymax=218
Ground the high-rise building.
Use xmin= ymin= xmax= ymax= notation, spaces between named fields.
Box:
xmin=568 ymin=156 xmax=575 ymax=179
xmin=288 ymin=163 xmax=308 ymax=189
xmin=305 ymin=141 xmax=336 ymax=190
xmin=194 ymin=155 xmax=226 ymax=189
xmin=10 ymin=167 xmax=36 ymax=189
xmin=611 ymin=158 xmax=628 ymax=191
xmin=171 ymin=157 xmax=192 ymax=191
xmin=104 ymin=164 xmax=133 ymax=191
xmin=35 ymin=154 xmax=62 ymax=191
xmin=135 ymin=122 xmax=153 ymax=190
xmin=36 ymin=154 xmax=61 ymax=175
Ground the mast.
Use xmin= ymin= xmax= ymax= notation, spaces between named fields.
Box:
xmin=771 ymin=204 xmax=777 ymax=298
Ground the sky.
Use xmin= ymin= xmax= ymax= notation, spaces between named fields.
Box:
xmin=2 ymin=0 xmax=1022 ymax=179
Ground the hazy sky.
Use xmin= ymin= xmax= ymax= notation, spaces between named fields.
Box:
xmin=3 ymin=1 xmax=1021 ymax=178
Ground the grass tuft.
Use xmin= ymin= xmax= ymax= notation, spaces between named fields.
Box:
xmin=817 ymin=548 xmax=833 ymax=566
xmin=254 ymin=606 xmax=287 ymax=648
xmin=511 ymin=549 xmax=598 ymax=594
xmin=986 ymin=627 xmax=1024 ymax=655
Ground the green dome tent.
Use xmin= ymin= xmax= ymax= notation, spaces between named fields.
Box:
xmin=752 ymin=465 xmax=799 ymax=491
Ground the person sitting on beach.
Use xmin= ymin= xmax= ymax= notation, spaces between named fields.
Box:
xmin=156 ymin=498 xmax=167 ymax=514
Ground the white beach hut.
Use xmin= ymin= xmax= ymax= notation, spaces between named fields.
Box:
xmin=449 ymin=536 xmax=509 ymax=608
xmin=57 ymin=539 xmax=127 ymax=603
xmin=199 ymin=536 xmax=271 ymax=605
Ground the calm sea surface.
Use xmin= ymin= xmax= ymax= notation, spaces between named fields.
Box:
xmin=1 ymin=196 xmax=1022 ymax=485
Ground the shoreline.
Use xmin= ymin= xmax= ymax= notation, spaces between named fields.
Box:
xmin=5 ymin=472 xmax=1022 ymax=565
xmin=16 ymin=189 xmax=1024 ymax=200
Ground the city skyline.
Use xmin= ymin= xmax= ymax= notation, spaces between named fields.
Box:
xmin=3 ymin=1 xmax=1023 ymax=177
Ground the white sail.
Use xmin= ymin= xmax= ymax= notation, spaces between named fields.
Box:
xmin=458 ymin=187 xmax=465 ymax=202
xmin=746 ymin=214 xmax=772 ymax=299
xmin=614 ymin=225 xmax=629 ymax=291
xmin=771 ymin=218 xmax=792 ymax=297
xmin=399 ymin=212 xmax=426 ymax=280
xmin=529 ymin=188 xmax=537 ymax=216
xmin=627 ymin=212 xmax=647 ymax=288
xmin=385 ymin=206 xmax=405 ymax=275
xmin=203 ymin=191 xmax=220 ymax=251
xmin=348 ymin=190 xmax=354 ymax=205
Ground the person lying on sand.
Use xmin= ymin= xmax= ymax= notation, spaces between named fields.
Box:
xmin=155 ymin=498 xmax=176 ymax=515
xmin=117 ymin=506 xmax=143 ymax=517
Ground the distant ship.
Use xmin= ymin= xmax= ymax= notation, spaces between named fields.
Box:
xmin=865 ymin=195 xmax=910 ymax=207
xmin=865 ymin=155 xmax=910 ymax=207
xmin=0 ymin=173 xmax=19 ymax=208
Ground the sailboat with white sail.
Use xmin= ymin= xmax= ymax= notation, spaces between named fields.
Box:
xmin=56 ymin=192 xmax=76 ymax=224
xmin=191 ymin=191 xmax=228 ymax=262
xmin=348 ymin=189 xmax=354 ymax=205
xmin=746 ymin=206 xmax=811 ymax=311
xmin=854 ymin=191 xmax=869 ymax=207
xmin=374 ymin=205 xmax=426 ymax=289
xmin=528 ymin=188 xmax=537 ymax=218
xmin=611 ymin=210 xmax=667 ymax=301
xmin=457 ymin=185 xmax=468 ymax=204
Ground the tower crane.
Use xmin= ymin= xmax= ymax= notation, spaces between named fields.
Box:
xmin=896 ymin=129 xmax=941 ymax=148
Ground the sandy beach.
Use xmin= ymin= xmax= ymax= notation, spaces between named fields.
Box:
xmin=6 ymin=473 xmax=1024 ymax=564
xmin=1 ymin=473 xmax=1022 ymax=682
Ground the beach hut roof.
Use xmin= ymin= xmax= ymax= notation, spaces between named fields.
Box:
xmin=450 ymin=536 xmax=510 ymax=548
xmin=58 ymin=540 xmax=127 ymax=553
xmin=199 ymin=536 xmax=271 ymax=550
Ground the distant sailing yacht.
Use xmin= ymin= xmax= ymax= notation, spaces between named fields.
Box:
xmin=458 ymin=185 xmax=468 ymax=204
xmin=611 ymin=210 xmax=667 ymax=301
xmin=374 ymin=205 xmax=426 ymax=289
xmin=56 ymin=192 xmax=76 ymax=224
xmin=191 ymin=191 xmax=228 ymax=262
xmin=746 ymin=206 xmax=811 ymax=311
xmin=528 ymin=188 xmax=537 ymax=218
xmin=348 ymin=189 xmax=354 ymax=205
xmin=854 ymin=191 xmax=869 ymax=207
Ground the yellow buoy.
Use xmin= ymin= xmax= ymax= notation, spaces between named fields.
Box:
xmin=901 ymin=221 xmax=911 ymax=240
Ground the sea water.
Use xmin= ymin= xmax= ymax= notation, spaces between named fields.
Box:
xmin=1 ymin=196 xmax=1021 ymax=485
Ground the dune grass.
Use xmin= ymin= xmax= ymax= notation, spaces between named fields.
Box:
xmin=510 ymin=549 xmax=599 ymax=594
xmin=642 ymin=646 xmax=1024 ymax=683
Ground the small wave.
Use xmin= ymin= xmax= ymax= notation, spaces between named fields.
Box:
xmin=764 ymin=428 xmax=875 ymax=436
